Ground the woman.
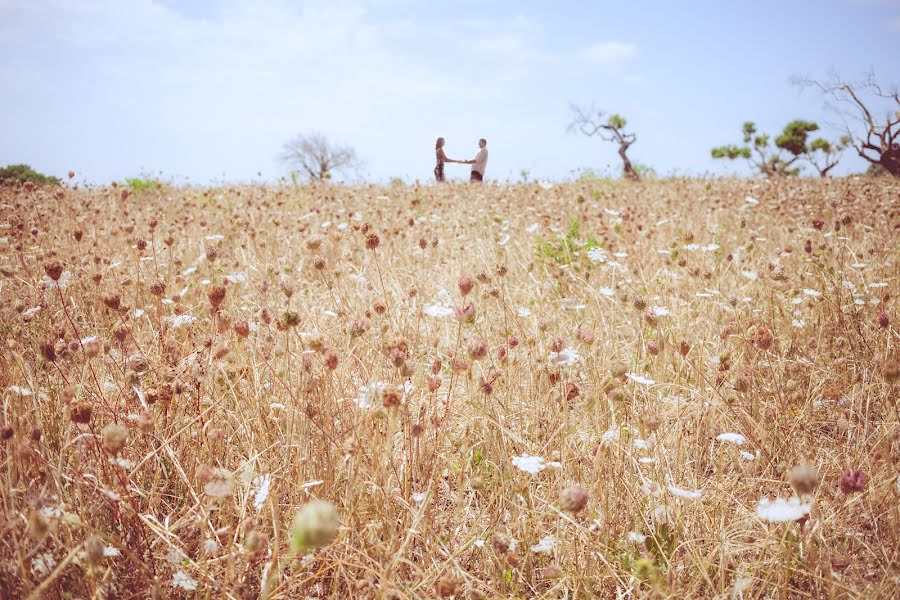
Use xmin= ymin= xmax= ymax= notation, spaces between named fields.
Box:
xmin=434 ymin=137 xmax=460 ymax=182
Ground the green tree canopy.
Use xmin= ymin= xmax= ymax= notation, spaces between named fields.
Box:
xmin=712 ymin=120 xmax=848 ymax=177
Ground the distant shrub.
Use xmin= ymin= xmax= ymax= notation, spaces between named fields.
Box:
xmin=0 ymin=164 xmax=61 ymax=185
xmin=389 ymin=177 xmax=405 ymax=186
xmin=125 ymin=176 xmax=162 ymax=192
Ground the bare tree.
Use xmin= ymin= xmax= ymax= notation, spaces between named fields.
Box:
xmin=567 ymin=104 xmax=639 ymax=180
xmin=279 ymin=132 xmax=362 ymax=182
xmin=794 ymin=72 xmax=900 ymax=177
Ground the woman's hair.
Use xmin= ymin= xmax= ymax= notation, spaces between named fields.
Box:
xmin=435 ymin=137 xmax=445 ymax=149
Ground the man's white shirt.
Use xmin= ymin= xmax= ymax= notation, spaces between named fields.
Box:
xmin=472 ymin=148 xmax=488 ymax=175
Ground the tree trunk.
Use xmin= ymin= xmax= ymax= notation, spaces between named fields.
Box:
xmin=619 ymin=144 xmax=639 ymax=180
xmin=879 ymin=149 xmax=900 ymax=177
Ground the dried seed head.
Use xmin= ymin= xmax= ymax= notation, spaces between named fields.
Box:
xmin=457 ymin=275 xmax=475 ymax=296
xmin=467 ymin=336 xmax=488 ymax=360
xmin=610 ymin=360 xmax=628 ymax=379
xmin=540 ymin=564 xmax=563 ymax=579
xmin=839 ymin=469 xmax=867 ymax=494
xmin=85 ymin=535 xmax=106 ymax=566
xmin=101 ymin=422 xmax=127 ymax=455
xmin=313 ymin=256 xmax=325 ymax=270
xmin=28 ymin=510 xmax=49 ymax=540
xmin=381 ymin=384 xmax=402 ymax=408
xmin=365 ymin=233 xmax=380 ymax=249
xmin=233 ymin=319 xmax=251 ymax=338
xmin=347 ymin=318 xmax=369 ymax=338
xmin=126 ymin=353 xmax=149 ymax=373
xmin=751 ymin=325 xmax=774 ymax=351
xmin=205 ymin=245 xmax=219 ymax=261
xmin=44 ymin=260 xmax=63 ymax=281
xmin=208 ymin=285 xmax=227 ymax=310
xmin=323 ymin=349 xmax=339 ymax=370
xmin=149 ymin=280 xmax=166 ymax=297
xmin=550 ymin=336 xmax=565 ymax=353
xmin=70 ymin=401 xmax=93 ymax=425
xmin=491 ymin=533 xmax=511 ymax=554
xmin=435 ymin=574 xmax=461 ymax=598
xmin=559 ymin=484 xmax=589 ymax=513
xmin=291 ymin=500 xmax=339 ymax=553
xmin=632 ymin=295 xmax=647 ymax=311
xmin=102 ymin=293 xmax=121 ymax=311
xmin=787 ymin=463 xmax=819 ymax=497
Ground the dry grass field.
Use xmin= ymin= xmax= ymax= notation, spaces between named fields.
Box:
xmin=0 ymin=177 xmax=898 ymax=599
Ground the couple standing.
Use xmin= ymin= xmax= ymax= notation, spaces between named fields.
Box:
xmin=435 ymin=137 xmax=488 ymax=183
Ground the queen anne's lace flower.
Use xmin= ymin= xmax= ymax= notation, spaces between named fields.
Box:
xmin=756 ymin=497 xmax=810 ymax=522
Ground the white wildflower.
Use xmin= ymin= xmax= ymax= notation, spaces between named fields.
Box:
xmin=667 ymin=485 xmax=702 ymax=501
xmin=171 ymin=315 xmax=197 ymax=328
xmin=411 ymin=492 xmax=426 ymax=504
xmin=802 ymin=288 xmax=822 ymax=297
xmin=740 ymin=451 xmax=758 ymax=461
xmin=600 ymin=429 xmax=619 ymax=445
xmin=474 ymin=539 xmax=485 ymax=548
xmin=756 ymin=497 xmax=810 ymax=522
xmin=626 ymin=373 xmax=655 ymax=386
xmin=172 ymin=570 xmax=198 ymax=591
xmin=301 ymin=480 xmax=324 ymax=490
xmin=32 ymin=552 xmax=56 ymax=577
xmin=526 ymin=223 xmax=539 ymax=233
xmin=549 ymin=347 xmax=581 ymax=366
xmin=627 ymin=531 xmax=647 ymax=544
xmin=517 ymin=306 xmax=531 ymax=317
xmin=109 ymin=456 xmax=134 ymax=470
xmin=530 ymin=535 xmax=557 ymax=553
xmin=716 ymin=432 xmax=747 ymax=445
xmin=741 ymin=271 xmax=758 ymax=281
xmin=651 ymin=306 xmax=671 ymax=317
xmin=586 ymin=247 xmax=607 ymax=263
xmin=423 ymin=303 xmax=453 ymax=318
xmin=8 ymin=385 xmax=31 ymax=396
xmin=205 ymin=234 xmax=224 ymax=241
xmin=511 ymin=454 xmax=560 ymax=475
xmin=253 ymin=474 xmax=271 ymax=510
xmin=745 ymin=195 xmax=759 ymax=205
xmin=203 ymin=538 xmax=220 ymax=554
xmin=599 ymin=286 xmax=615 ymax=297
xmin=22 ymin=306 xmax=41 ymax=318
xmin=498 ymin=233 xmax=510 ymax=245
xmin=226 ymin=271 xmax=247 ymax=284
xmin=104 ymin=545 xmax=121 ymax=557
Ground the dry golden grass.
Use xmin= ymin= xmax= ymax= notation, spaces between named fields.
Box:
xmin=0 ymin=177 xmax=898 ymax=599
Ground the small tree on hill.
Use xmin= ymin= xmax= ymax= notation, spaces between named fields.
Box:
xmin=279 ymin=132 xmax=361 ymax=182
xmin=712 ymin=120 xmax=846 ymax=177
xmin=794 ymin=72 xmax=899 ymax=178
xmin=567 ymin=104 xmax=639 ymax=180
xmin=805 ymin=135 xmax=851 ymax=177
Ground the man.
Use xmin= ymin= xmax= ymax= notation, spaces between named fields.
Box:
xmin=465 ymin=138 xmax=488 ymax=182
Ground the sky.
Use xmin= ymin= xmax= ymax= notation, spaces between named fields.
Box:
xmin=1 ymin=0 xmax=898 ymax=184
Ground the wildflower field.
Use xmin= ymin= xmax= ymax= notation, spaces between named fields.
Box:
xmin=0 ymin=177 xmax=898 ymax=598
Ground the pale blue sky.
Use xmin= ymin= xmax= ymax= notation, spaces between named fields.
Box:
xmin=1 ymin=0 xmax=898 ymax=183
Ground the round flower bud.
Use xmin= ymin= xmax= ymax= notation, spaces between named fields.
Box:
xmin=291 ymin=500 xmax=339 ymax=553
xmin=101 ymin=422 xmax=127 ymax=455
xmin=559 ymin=485 xmax=589 ymax=513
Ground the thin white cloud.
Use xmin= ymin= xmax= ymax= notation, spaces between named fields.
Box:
xmin=579 ymin=41 xmax=638 ymax=63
